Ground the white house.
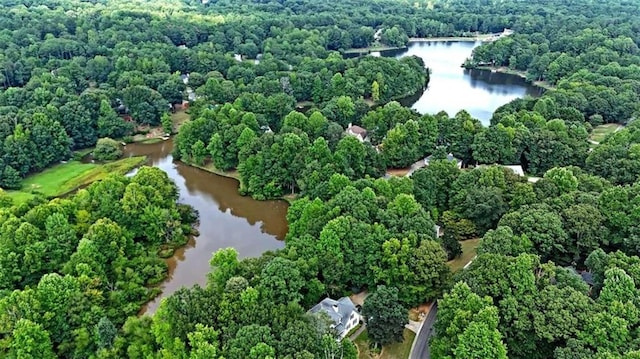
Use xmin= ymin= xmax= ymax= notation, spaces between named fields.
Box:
xmin=424 ymin=153 xmax=463 ymax=169
xmin=503 ymin=165 xmax=525 ymax=177
xmin=434 ymin=224 xmax=443 ymax=238
xmin=374 ymin=28 xmax=383 ymax=42
xmin=346 ymin=123 xmax=368 ymax=142
xmin=180 ymin=73 xmax=190 ymax=85
xmin=308 ymin=297 xmax=362 ymax=340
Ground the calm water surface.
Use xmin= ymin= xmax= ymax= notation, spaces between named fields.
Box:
xmin=381 ymin=41 xmax=544 ymax=125
xmin=125 ymin=140 xmax=289 ymax=314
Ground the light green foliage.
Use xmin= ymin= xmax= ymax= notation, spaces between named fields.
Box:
xmin=259 ymin=257 xmax=304 ymax=304
xmin=432 ymin=282 xmax=506 ymax=359
xmin=453 ymin=321 xmax=508 ymax=359
xmin=10 ymin=319 xmax=56 ymax=359
xmin=372 ymin=80 xmax=380 ymax=102
xmin=187 ymin=324 xmax=221 ymax=359
xmin=161 ymin=112 xmax=173 ymax=135
xmin=478 ymin=226 xmax=532 ymax=256
xmin=544 ymin=167 xmax=579 ymax=194
xmin=208 ymin=248 xmax=239 ymax=292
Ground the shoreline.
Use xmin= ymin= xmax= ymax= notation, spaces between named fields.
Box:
xmin=473 ymin=65 xmax=554 ymax=90
xmin=409 ymin=36 xmax=488 ymax=42
xmin=343 ymin=44 xmax=406 ymax=54
xmin=6 ymin=156 xmax=147 ymax=204
xmin=182 ymin=159 xmax=296 ymax=203
xmin=344 ymin=34 xmax=499 ymax=54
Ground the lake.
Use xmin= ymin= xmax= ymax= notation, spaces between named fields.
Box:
xmin=125 ymin=140 xmax=289 ymax=314
xmin=378 ymin=41 xmax=544 ymax=125
xmin=135 ymin=41 xmax=542 ymax=314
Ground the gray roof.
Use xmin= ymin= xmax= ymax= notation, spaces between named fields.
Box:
xmin=581 ymin=271 xmax=594 ymax=286
xmin=564 ymin=266 xmax=594 ymax=286
xmin=348 ymin=124 xmax=367 ymax=137
xmin=308 ymin=297 xmax=357 ymax=335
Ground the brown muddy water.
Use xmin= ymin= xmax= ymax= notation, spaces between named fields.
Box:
xmin=123 ymin=139 xmax=289 ymax=314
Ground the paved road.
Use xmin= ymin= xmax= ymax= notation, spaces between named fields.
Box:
xmin=410 ymin=303 xmax=438 ymax=359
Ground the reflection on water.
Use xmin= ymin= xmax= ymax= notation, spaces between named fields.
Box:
xmin=381 ymin=41 xmax=544 ymax=125
xmin=125 ymin=140 xmax=289 ymax=314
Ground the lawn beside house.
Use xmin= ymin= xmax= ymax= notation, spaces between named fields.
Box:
xmin=171 ymin=109 xmax=191 ymax=130
xmin=7 ymin=156 xmax=146 ymax=204
xmin=355 ymin=329 xmax=416 ymax=359
xmin=447 ymin=238 xmax=481 ymax=272
xmin=589 ymin=123 xmax=620 ymax=143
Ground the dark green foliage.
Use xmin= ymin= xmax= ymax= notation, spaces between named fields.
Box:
xmin=2 ymin=0 xmax=640 ymax=357
xmin=362 ymin=285 xmax=408 ymax=346
xmin=95 ymin=317 xmax=117 ymax=349
xmin=441 ymin=231 xmax=462 ymax=260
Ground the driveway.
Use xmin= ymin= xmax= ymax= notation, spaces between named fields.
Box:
xmin=405 ymin=319 xmax=422 ymax=334
xmin=405 ymin=158 xmax=426 ymax=177
xmin=409 ymin=303 xmax=438 ymax=359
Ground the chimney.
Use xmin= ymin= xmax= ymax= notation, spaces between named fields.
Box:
xmin=332 ymin=304 xmax=339 ymax=313
xmin=348 ymin=123 xmax=352 ymax=128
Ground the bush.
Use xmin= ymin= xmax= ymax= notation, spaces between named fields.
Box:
xmin=93 ymin=138 xmax=122 ymax=161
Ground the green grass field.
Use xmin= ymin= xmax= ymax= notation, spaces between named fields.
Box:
xmin=590 ymin=123 xmax=620 ymax=143
xmin=7 ymin=156 xmax=146 ymax=204
xmin=447 ymin=238 xmax=481 ymax=272
xmin=171 ymin=109 xmax=191 ymax=130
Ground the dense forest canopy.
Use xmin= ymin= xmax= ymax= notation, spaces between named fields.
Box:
xmin=2 ymin=0 xmax=640 ymax=358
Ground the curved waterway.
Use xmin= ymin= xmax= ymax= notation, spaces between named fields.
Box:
xmin=124 ymin=140 xmax=289 ymax=314
xmin=378 ymin=41 xmax=544 ymax=125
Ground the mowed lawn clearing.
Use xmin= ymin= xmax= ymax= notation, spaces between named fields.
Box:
xmin=171 ymin=109 xmax=191 ymax=130
xmin=447 ymin=238 xmax=481 ymax=272
xmin=355 ymin=329 xmax=416 ymax=359
xmin=7 ymin=156 xmax=146 ymax=204
xmin=590 ymin=123 xmax=620 ymax=143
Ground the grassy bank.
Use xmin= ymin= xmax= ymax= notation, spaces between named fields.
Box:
xmin=5 ymin=109 xmax=189 ymax=205
xmin=188 ymin=161 xmax=241 ymax=181
xmin=409 ymin=35 xmax=491 ymax=42
xmin=7 ymin=156 xmax=147 ymax=204
xmin=132 ymin=109 xmax=191 ymax=144
xmin=344 ymin=41 xmax=406 ymax=54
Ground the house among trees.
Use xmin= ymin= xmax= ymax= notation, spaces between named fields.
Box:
xmin=424 ymin=153 xmax=463 ymax=169
xmin=346 ymin=123 xmax=368 ymax=142
xmin=180 ymin=73 xmax=190 ymax=84
xmin=564 ymin=267 xmax=595 ymax=290
xmin=503 ymin=165 xmax=525 ymax=176
xmin=434 ymin=224 xmax=443 ymax=238
xmin=308 ymin=297 xmax=362 ymax=340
